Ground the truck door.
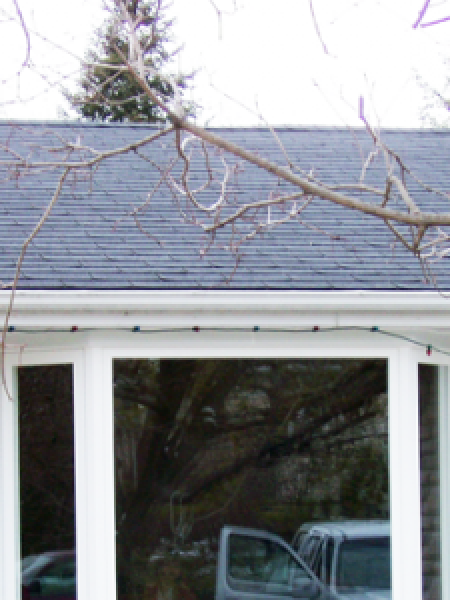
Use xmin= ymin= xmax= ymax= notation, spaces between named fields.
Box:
xmin=216 ymin=526 xmax=333 ymax=600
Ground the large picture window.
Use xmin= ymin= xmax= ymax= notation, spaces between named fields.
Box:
xmin=113 ymin=358 xmax=389 ymax=600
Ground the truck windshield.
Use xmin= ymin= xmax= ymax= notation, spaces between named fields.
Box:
xmin=336 ymin=537 xmax=390 ymax=591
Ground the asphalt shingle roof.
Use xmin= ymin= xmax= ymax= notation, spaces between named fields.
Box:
xmin=0 ymin=121 xmax=449 ymax=291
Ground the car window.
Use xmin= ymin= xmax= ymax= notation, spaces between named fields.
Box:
xmin=336 ymin=537 xmax=390 ymax=591
xmin=35 ymin=558 xmax=76 ymax=598
xmin=228 ymin=533 xmax=312 ymax=594
xmin=43 ymin=558 xmax=75 ymax=579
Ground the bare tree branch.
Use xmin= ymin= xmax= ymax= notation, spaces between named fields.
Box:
xmin=3 ymin=0 xmax=450 ymax=340
xmin=413 ymin=0 xmax=432 ymax=28
xmin=420 ymin=15 xmax=450 ymax=27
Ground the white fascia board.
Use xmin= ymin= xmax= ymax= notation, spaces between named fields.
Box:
xmin=1 ymin=289 xmax=450 ymax=329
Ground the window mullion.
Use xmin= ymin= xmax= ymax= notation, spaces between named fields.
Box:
xmin=390 ymin=348 xmax=422 ymax=600
xmin=78 ymin=344 xmax=115 ymax=600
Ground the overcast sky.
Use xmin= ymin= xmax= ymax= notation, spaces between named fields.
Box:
xmin=0 ymin=0 xmax=449 ymax=127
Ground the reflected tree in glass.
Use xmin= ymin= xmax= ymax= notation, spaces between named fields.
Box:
xmin=114 ymin=358 xmax=388 ymax=599
xmin=19 ymin=365 xmax=76 ymax=600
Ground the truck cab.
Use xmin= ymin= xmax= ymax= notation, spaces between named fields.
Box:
xmin=291 ymin=521 xmax=391 ymax=599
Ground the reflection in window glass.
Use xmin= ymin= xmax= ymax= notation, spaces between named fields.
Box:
xmin=324 ymin=538 xmax=334 ymax=585
xmin=312 ymin=540 xmax=323 ymax=577
xmin=336 ymin=537 xmax=390 ymax=591
xmin=19 ymin=365 xmax=76 ymax=600
xmin=419 ymin=364 xmax=441 ymax=600
xmin=229 ymin=534 xmax=306 ymax=586
xmin=114 ymin=358 xmax=389 ymax=599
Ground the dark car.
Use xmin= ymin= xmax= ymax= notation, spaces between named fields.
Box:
xmin=292 ymin=521 xmax=391 ymax=599
xmin=21 ymin=550 xmax=76 ymax=600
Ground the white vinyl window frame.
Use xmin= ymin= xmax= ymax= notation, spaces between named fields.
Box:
xmin=0 ymin=348 xmax=84 ymax=600
xmin=1 ymin=328 xmax=448 ymax=600
xmin=102 ymin=329 xmax=422 ymax=600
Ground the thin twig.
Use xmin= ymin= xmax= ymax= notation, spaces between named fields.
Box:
xmin=12 ymin=0 xmax=31 ymax=68
xmin=420 ymin=15 xmax=450 ymax=27
xmin=309 ymin=0 xmax=329 ymax=55
xmin=413 ymin=0 xmax=431 ymax=27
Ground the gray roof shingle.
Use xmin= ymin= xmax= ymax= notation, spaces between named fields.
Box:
xmin=0 ymin=121 xmax=449 ymax=291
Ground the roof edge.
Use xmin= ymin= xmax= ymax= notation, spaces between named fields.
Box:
xmin=2 ymin=289 xmax=450 ymax=329
xmin=0 ymin=120 xmax=444 ymax=134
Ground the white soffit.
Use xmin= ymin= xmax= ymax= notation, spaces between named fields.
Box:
xmin=0 ymin=290 xmax=449 ymax=329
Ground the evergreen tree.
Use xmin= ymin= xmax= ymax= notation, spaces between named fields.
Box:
xmin=71 ymin=0 xmax=189 ymax=122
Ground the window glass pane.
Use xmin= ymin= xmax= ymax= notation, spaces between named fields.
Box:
xmin=228 ymin=533 xmax=308 ymax=595
xmin=114 ymin=358 xmax=389 ymax=599
xmin=336 ymin=537 xmax=390 ymax=591
xmin=229 ymin=534 xmax=302 ymax=584
xmin=419 ymin=364 xmax=441 ymax=600
xmin=19 ymin=365 xmax=76 ymax=600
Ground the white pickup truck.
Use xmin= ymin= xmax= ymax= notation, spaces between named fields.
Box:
xmin=215 ymin=526 xmax=335 ymax=600
xmin=215 ymin=523 xmax=391 ymax=600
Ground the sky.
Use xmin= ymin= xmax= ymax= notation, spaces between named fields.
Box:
xmin=0 ymin=0 xmax=449 ymax=127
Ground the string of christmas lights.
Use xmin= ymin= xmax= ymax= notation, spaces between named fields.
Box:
xmin=4 ymin=324 xmax=448 ymax=357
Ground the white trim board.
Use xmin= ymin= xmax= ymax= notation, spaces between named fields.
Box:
xmin=2 ymin=290 xmax=450 ymax=329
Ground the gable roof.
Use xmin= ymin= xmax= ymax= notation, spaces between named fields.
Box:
xmin=1 ymin=122 xmax=449 ymax=292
